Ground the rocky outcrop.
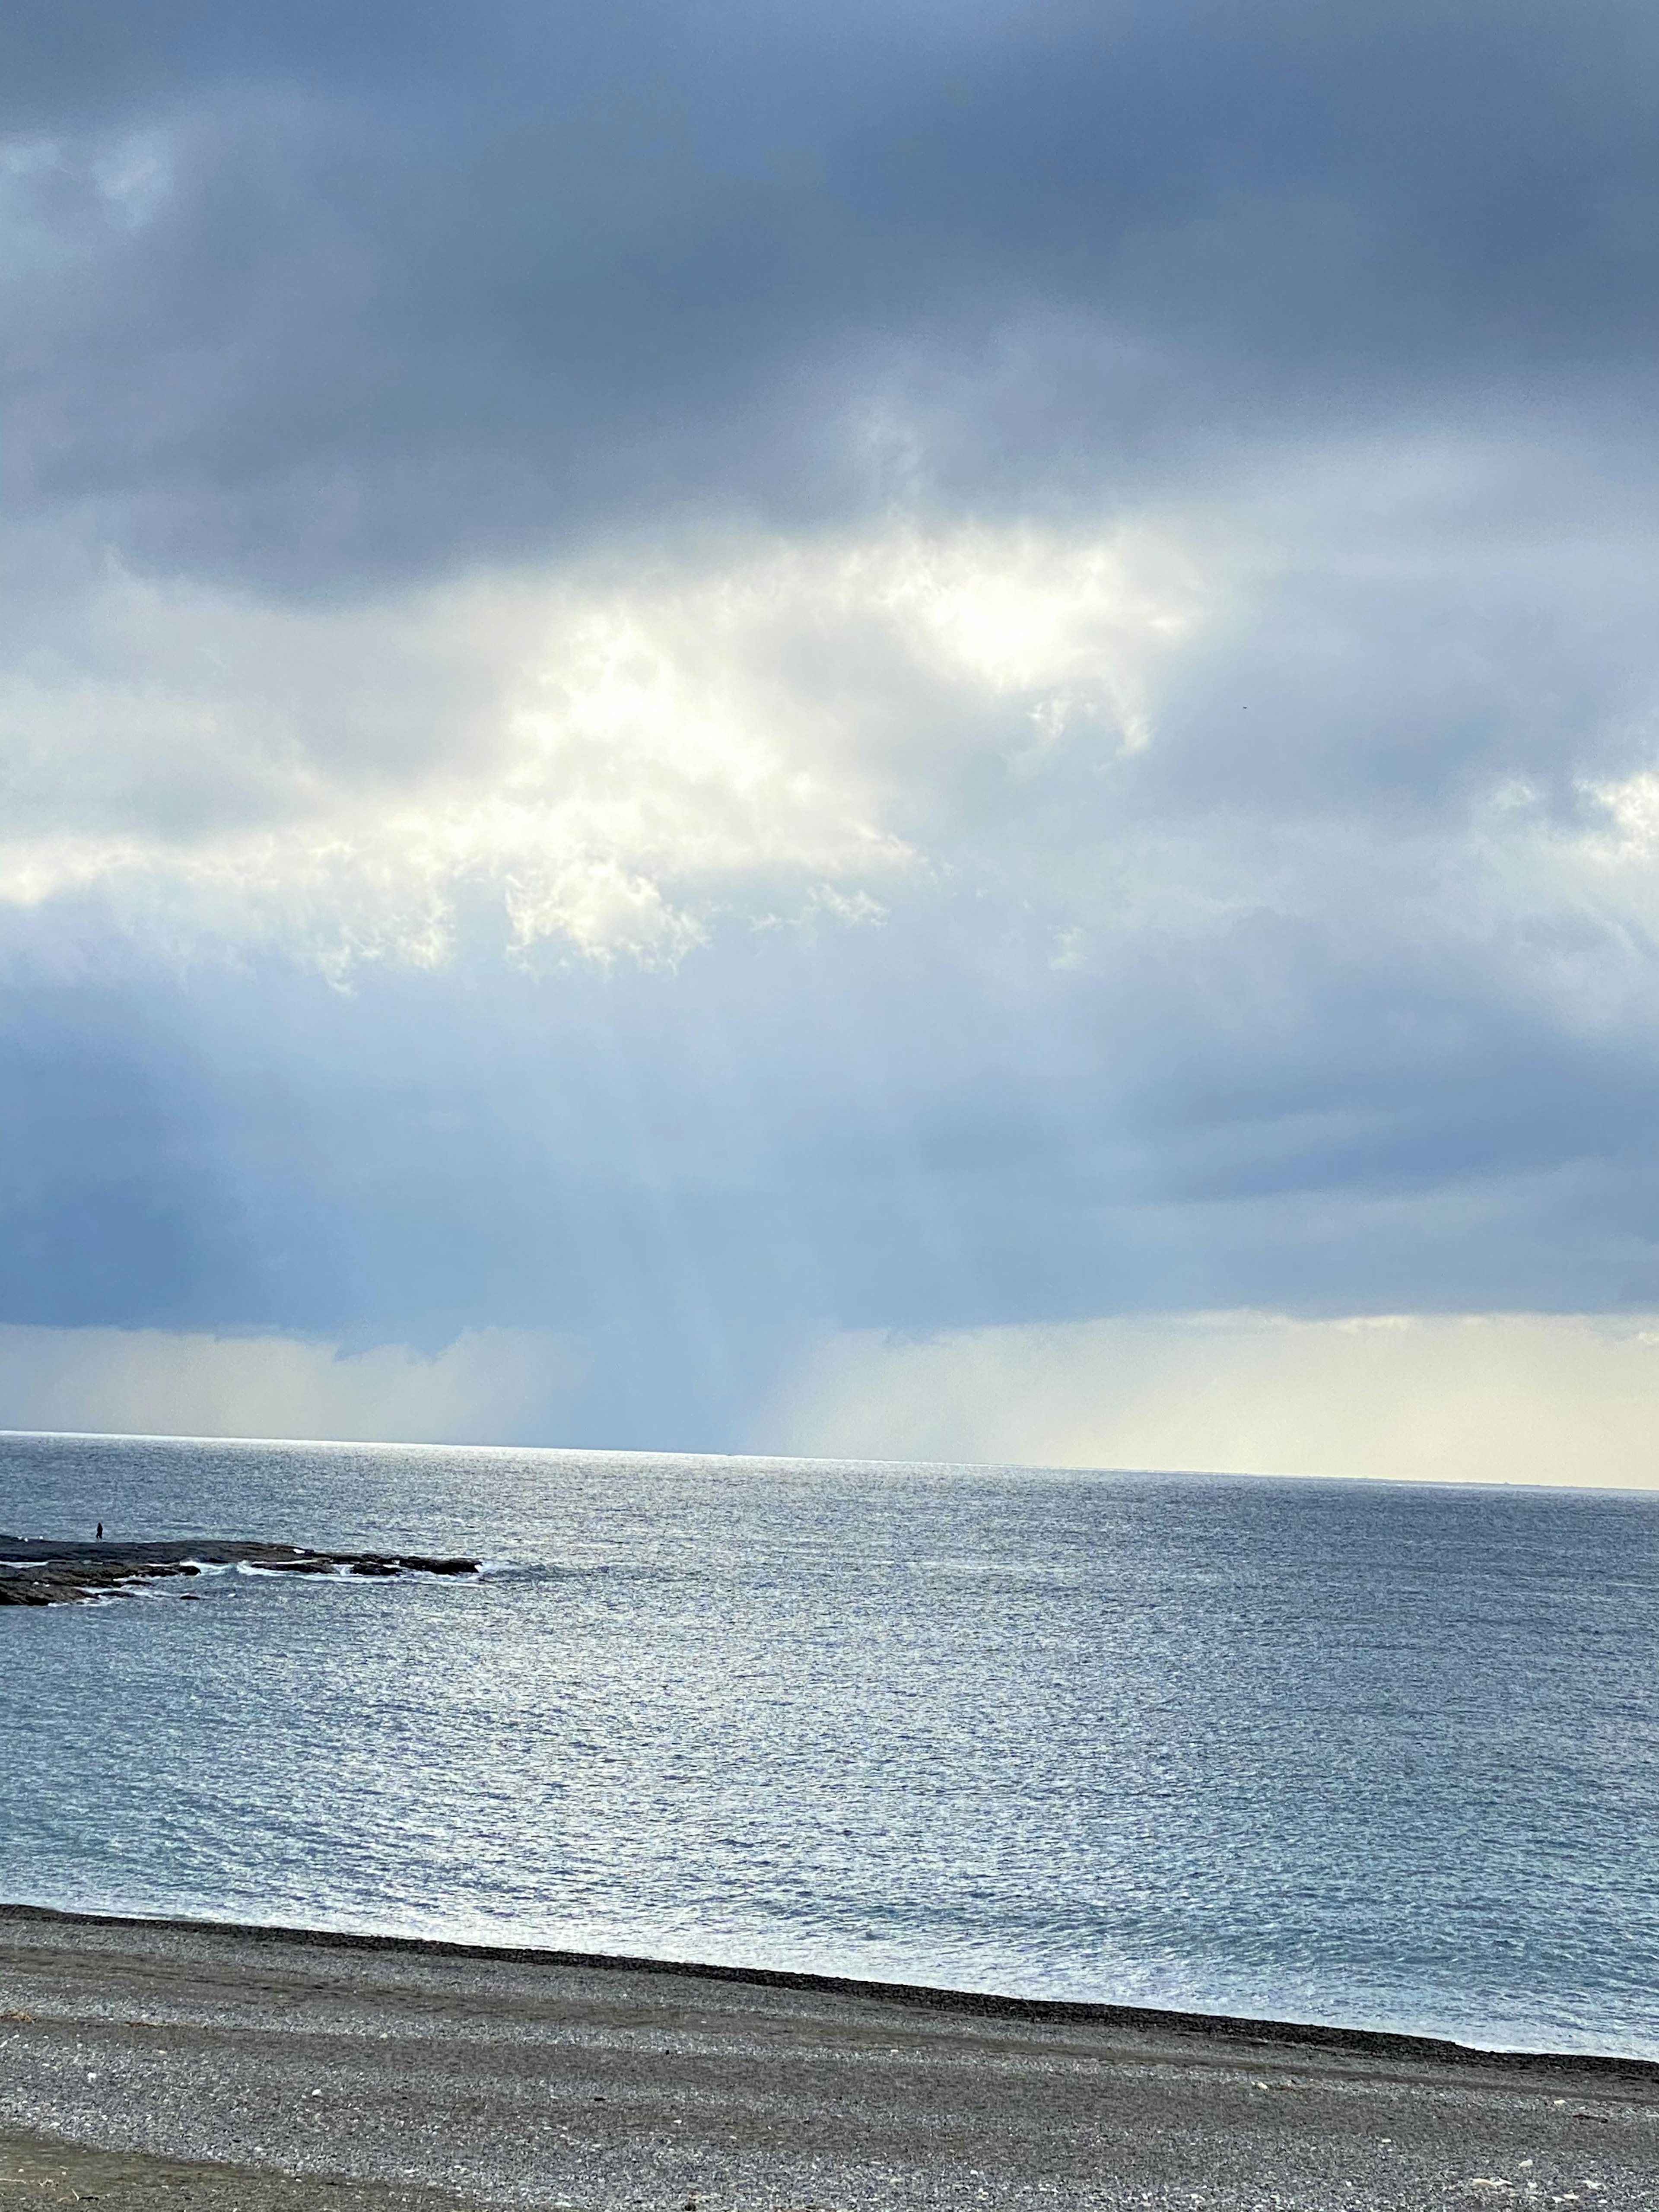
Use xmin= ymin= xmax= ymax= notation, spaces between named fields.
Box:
xmin=0 ymin=1537 xmax=480 ymax=1607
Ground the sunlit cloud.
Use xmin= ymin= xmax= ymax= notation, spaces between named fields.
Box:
xmin=0 ymin=520 xmax=1200 ymax=970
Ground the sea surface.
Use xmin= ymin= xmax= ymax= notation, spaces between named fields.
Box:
xmin=3 ymin=1432 xmax=1658 ymax=2058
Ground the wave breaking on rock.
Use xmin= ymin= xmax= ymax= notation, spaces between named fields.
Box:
xmin=0 ymin=1537 xmax=480 ymax=1607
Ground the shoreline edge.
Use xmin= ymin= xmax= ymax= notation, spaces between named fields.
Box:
xmin=7 ymin=1897 xmax=1656 ymax=2086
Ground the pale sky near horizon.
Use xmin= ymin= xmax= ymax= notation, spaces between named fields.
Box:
xmin=3 ymin=2 xmax=1657 ymax=1482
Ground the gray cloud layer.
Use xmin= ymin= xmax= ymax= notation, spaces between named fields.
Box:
xmin=2 ymin=0 xmax=1656 ymax=1448
xmin=7 ymin=0 xmax=1654 ymax=582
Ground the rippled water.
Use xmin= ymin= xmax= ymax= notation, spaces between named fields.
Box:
xmin=3 ymin=1430 xmax=1658 ymax=2055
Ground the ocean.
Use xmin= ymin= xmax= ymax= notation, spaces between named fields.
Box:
xmin=3 ymin=1430 xmax=1657 ymax=2058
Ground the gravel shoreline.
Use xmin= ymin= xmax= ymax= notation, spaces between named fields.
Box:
xmin=3 ymin=1904 xmax=1657 ymax=2211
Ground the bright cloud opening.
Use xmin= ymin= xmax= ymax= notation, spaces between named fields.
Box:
xmin=0 ymin=521 xmax=1200 ymax=971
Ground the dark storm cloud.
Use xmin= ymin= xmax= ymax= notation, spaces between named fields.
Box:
xmin=7 ymin=886 xmax=1659 ymax=1446
xmin=5 ymin=0 xmax=1654 ymax=588
xmin=0 ymin=986 xmax=289 ymax=1328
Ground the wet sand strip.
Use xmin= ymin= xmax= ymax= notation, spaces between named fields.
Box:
xmin=0 ymin=2128 xmax=473 ymax=2212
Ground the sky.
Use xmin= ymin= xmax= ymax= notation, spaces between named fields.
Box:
xmin=2 ymin=0 xmax=1657 ymax=1480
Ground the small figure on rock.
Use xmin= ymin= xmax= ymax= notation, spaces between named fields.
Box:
xmin=96 ymin=1523 xmax=103 ymax=1539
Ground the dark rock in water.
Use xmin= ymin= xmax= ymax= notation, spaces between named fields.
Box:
xmin=0 ymin=1536 xmax=480 ymax=1608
